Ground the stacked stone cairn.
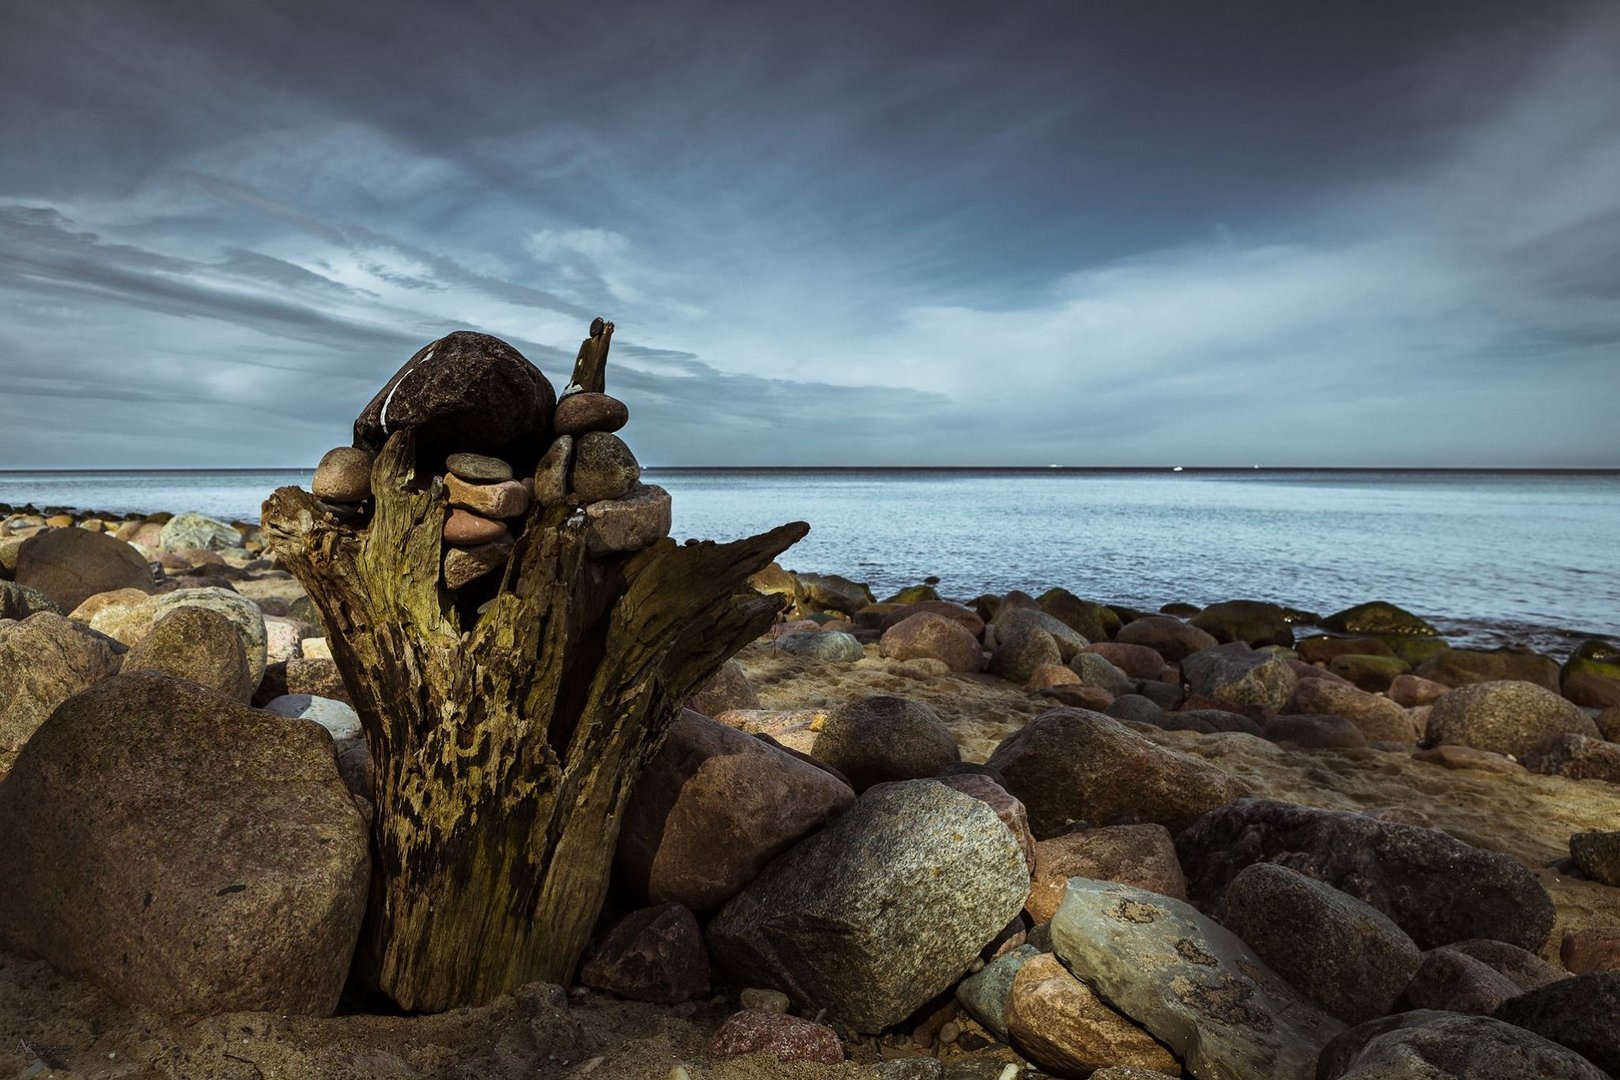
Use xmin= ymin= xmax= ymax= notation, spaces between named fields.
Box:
xmin=308 ymin=317 xmax=672 ymax=602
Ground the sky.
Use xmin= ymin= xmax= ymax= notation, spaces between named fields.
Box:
xmin=2 ymin=0 xmax=1618 ymax=468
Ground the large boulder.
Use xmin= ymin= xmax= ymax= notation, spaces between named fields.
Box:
xmin=615 ymin=711 xmax=855 ymax=912
xmin=1180 ymin=641 xmax=1298 ymax=714
xmin=0 ymin=672 xmax=369 ymax=1016
xmin=986 ymin=708 xmax=1249 ymax=838
xmin=988 ymin=625 xmax=1063 ymax=683
xmin=1289 ymin=676 xmax=1417 ymax=744
xmin=1115 ymin=616 xmax=1217 ymax=662
xmin=0 ymin=612 xmax=123 ymax=763
xmin=1188 ymin=599 xmax=1295 ymax=647
xmin=687 ymin=659 xmax=759 ymax=716
xmin=1051 ymin=878 xmax=1345 ymax=1080
xmin=992 ymin=606 xmax=1089 ymax=660
xmin=810 ymin=696 xmax=960 ymax=791
xmin=1416 ymin=648 xmax=1561 ymax=691
xmin=708 ymin=779 xmax=1029 ymax=1033
xmin=794 ymin=572 xmax=874 ymax=616
xmin=1562 ymin=639 xmax=1620 ymax=708
xmin=1321 ymin=601 xmax=1438 ymax=637
xmin=1036 ymin=588 xmax=1119 ymax=643
xmin=157 ymin=512 xmax=244 ymax=553
xmin=1493 ymin=971 xmax=1620 ymax=1075
xmin=14 ymin=527 xmax=153 ymax=613
xmin=0 ymin=579 xmax=58 ymax=620
xmin=1176 ymin=798 xmax=1556 ymax=952
xmin=1523 ymin=733 xmax=1620 ymax=782
xmin=1220 ymin=862 xmax=1421 ymax=1025
xmin=1317 ymin=1011 xmax=1609 ymax=1080
xmin=120 ymin=606 xmax=253 ymax=702
xmin=353 ymin=331 xmax=555 ymax=470
xmin=879 ymin=612 xmax=984 ymax=673
xmin=1425 ymin=680 xmax=1599 ymax=758
xmin=89 ymin=586 xmax=269 ymax=688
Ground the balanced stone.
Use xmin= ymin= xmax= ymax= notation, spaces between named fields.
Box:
xmin=443 ymin=509 xmax=508 ymax=547
xmin=554 ymin=392 xmax=630 ymax=436
xmin=533 ymin=435 xmax=572 ymax=507
xmin=311 ymin=447 xmax=374 ymax=503
xmin=571 ymin=431 xmax=641 ymax=504
xmin=445 ymin=474 xmax=530 ymax=519
xmin=353 ymin=331 xmax=555 ymax=469
xmin=443 ymin=536 xmax=515 ymax=589
xmin=583 ymin=484 xmax=671 ymax=555
xmin=445 ymin=452 xmax=513 ymax=483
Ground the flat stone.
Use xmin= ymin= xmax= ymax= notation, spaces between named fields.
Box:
xmin=443 ymin=536 xmax=515 ymax=589
xmin=553 ymin=392 xmax=629 ymax=436
xmin=444 ymin=452 xmax=513 ymax=482
xmin=1004 ymin=952 xmax=1179 ymax=1077
xmin=1052 ymin=878 xmax=1345 ymax=1080
xmin=311 ymin=447 xmax=373 ymax=502
xmin=1412 ymin=744 xmax=1525 ymax=773
xmin=583 ymin=483 xmax=671 ymax=554
xmin=709 ymin=1010 xmax=843 ymax=1065
xmin=443 ymin=508 xmax=508 ymax=547
xmin=445 ymin=474 xmax=529 ymax=519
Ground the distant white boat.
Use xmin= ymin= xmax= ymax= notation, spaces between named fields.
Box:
xmin=1172 ymin=466 xmax=1184 ymax=472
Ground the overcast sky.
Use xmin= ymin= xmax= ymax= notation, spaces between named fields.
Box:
xmin=3 ymin=0 xmax=1618 ymax=467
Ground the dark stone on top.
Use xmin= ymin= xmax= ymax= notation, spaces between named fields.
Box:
xmin=353 ymin=331 xmax=555 ymax=471
xmin=1321 ymin=601 xmax=1439 ymax=637
xmin=554 ymin=392 xmax=629 ymax=437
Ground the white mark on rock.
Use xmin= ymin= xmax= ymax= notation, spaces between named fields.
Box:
xmin=380 ymin=347 xmax=434 ymax=434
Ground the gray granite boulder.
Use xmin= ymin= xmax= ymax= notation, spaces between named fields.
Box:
xmin=1317 ymin=1010 xmax=1609 ymax=1080
xmin=1426 ymin=680 xmax=1598 ymax=758
xmin=812 ymin=696 xmax=959 ymax=791
xmin=708 ymin=779 xmax=1029 ymax=1032
xmin=1493 ymin=971 xmax=1620 ymax=1075
xmin=1051 ymin=878 xmax=1344 ymax=1080
xmin=0 ymin=671 xmax=369 ymax=1016
xmin=0 ymin=612 xmax=123 ymax=764
xmin=157 ymin=512 xmax=243 ymax=552
xmin=1219 ymin=862 xmax=1420 ymax=1024
xmin=1177 ymin=798 xmax=1555 ymax=952
xmin=1181 ymin=641 xmax=1298 ymax=714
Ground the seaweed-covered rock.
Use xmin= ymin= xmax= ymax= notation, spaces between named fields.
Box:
xmin=1188 ymin=599 xmax=1295 ymax=647
xmin=1321 ymin=601 xmax=1438 ymax=637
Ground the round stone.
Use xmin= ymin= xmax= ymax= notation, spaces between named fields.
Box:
xmin=443 ymin=509 xmax=508 ymax=547
xmin=571 ymin=432 xmax=641 ymax=504
xmin=554 ymin=393 xmax=630 ymax=437
xmin=445 ymin=452 xmax=513 ymax=483
xmin=311 ymin=447 xmax=374 ymax=503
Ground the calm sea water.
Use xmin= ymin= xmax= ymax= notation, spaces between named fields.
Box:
xmin=4 ymin=468 xmax=1617 ymax=654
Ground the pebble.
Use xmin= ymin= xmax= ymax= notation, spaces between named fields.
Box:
xmin=443 ymin=537 xmax=514 ymax=590
xmin=554 ymin=392 xmax=630 ymax=436
xmin=446 ymin=474 xmax=530 ymax=519
xmin=443 ymin=508 xmax=509 ymax=547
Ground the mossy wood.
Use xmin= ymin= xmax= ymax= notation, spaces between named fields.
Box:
xmin=262 ymin=431 xmax=805 ymax=1011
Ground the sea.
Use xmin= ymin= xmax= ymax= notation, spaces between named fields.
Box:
xmin=3 ymin=467 xmax=1617 ymax=656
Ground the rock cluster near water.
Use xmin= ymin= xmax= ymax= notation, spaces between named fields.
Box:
xmin=5 ymin=460 xmax=1620 ymax=1075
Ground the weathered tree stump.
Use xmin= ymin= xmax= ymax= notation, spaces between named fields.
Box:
xmin=263 ymin=430 xmax=805 ymax=1011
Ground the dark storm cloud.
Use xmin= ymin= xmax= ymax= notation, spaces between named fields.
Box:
xmin=0 ymin=0 xmax=1617 ymax=466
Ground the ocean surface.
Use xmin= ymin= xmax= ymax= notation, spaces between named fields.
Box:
xmin=3 ymin=468 xmax=1617 ymax=655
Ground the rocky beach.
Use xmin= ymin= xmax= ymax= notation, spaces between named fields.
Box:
xmin=3 ymin=425 xmax=1620 ymax=1077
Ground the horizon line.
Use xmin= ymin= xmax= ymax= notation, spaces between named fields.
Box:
xmin=3 ymin=465 xmax=1620 ymax=475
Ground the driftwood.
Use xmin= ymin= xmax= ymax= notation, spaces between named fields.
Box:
xmin=263 ymin=431 xmax=805 ymax=1011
